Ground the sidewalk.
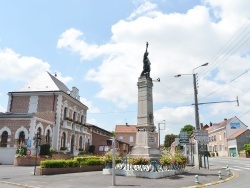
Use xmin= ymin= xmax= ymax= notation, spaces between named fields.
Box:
xmin=0 ymin=165 xmax=235 ymax=188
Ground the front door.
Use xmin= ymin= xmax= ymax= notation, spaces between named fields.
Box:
xmin=229 ymin=148 xmax=237 ymax=157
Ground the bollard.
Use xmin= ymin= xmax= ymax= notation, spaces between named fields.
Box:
xmin=195 ymin=175 xmax=199 ymax=184
xmin=226 ymin=165 xmax=231 ymax=176
xmin=218 ymin=171 xmax=222 ymax=180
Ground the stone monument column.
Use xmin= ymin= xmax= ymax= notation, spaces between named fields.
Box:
xmin=131 ymin=43 xmax=160 ymax=158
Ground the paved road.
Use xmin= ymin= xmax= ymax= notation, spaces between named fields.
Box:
xmin=0 ymin=160 xmax=233 ymax=188
xmin=210 ymin=157 xmax=250 ymax=188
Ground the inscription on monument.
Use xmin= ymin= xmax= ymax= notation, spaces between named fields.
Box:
xmin=148 ymin=132 xmax=155 ymax=144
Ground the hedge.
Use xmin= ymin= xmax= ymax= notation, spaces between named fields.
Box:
xmin=40 ymin=157 xmax=104 ymax=168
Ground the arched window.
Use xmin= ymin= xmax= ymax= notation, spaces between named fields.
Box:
xmin=1 ymin=131 xmax=8 ymax=147
xmin=18 ymin=131 xmax=25 ymax=145
xmin=37 ymin=127 xmax=41 ymax=138
xmin=64 ymin=107 xmax=68 ymax=119
xmin=46 ymin=130 xmax=50 ymax=144
xmin=79 ymin=136 xmax=83 ymax=149
xmin=61 ymin=132 xmax=66 ymax=148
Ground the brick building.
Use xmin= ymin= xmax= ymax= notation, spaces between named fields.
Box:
xmin=0 ymin=72 xmax=91 ymax=163
xmin=115 ymin=124 xmax=158 ymax=152
xmin=87 ymin=123 xmax=129 ymax=156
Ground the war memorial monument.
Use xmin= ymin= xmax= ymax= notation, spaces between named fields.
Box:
xmin=130 ymin=42 xmax=160 ymax=158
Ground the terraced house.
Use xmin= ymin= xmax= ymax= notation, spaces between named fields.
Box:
xmin=0 ymin=72 xmax=91 ymax=164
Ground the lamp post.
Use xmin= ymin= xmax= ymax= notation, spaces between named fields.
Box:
xmin=175 ymin=62 xmax=208 ymax=168
xmin=158 ymin=120 xmax=165 ymax=149
xmin=174 ymin=62 xmax=208 ymax=131
xmin=33 ymin=132 xmax=41 ymax=175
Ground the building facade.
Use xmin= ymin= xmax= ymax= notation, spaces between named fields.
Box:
xmin=206 ymin=116 xmax=248 ymax=157
xmin=0 ymin=72 xmax=91 ymax=164
xmin=115 ymin=124 xmax=158 ymax=152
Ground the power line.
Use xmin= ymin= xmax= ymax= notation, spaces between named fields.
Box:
xmin=159 ymin=82 xmax=193 ymax=95
xmin=238 ymin=109 xmax=250 ymax=118
xmin=200 ymin=67 xmax=250 ymax=100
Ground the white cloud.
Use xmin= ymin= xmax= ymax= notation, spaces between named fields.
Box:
xmin=0 ymin=48 xmax=50 ymax=81
xmin=80 ymin=97 xmax=100 ymax=113
xmin=58 ymin=0 xmax=250 ymax=130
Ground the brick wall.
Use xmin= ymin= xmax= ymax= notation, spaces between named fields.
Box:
xmin=11 ymin=96 xmax=29 ymax=113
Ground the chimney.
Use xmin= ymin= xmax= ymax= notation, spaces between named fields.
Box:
xmin=200 ymin=123 xmax=203 ymax=129
xmin=224 ymin=118 xmax=227 ymax=121
xmin=210 ymin=122 xmax=212 ymax=126
xmin=126 ymin=123 xmax=128 ymax=126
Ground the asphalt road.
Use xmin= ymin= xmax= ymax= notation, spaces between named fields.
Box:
xmin=0 ymin=157 xmax=240 ymax=188
xmin=209 ymin=157 xmax=250 ymax=188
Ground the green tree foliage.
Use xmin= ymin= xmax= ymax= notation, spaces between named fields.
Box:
xmin=244 ymin=144 xmax=250 ymax=155
xmin=164 ymin=134 xmax=177 ymax=148
xmin=180 ymin=125 xmax=195 ymax=137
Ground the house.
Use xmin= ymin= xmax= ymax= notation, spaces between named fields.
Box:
xmin=227 ymin=129 xmax=250 ymax=157
xmin=115 ymin=124 xmax=158 ymax=152
xmin=87 ymin=123 xmax=130 ymax=156
xmin=206 ymin=116 xmax=248 ymax=157
xmin=0 ymin=72 xmax=90 ymax=164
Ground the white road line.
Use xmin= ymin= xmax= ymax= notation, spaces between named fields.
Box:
xmin=232 ymin=166 xmax=250 ymax=170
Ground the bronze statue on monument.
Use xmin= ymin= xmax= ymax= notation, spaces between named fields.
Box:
xmin=140 ymin=42 xmax=151 ymax=79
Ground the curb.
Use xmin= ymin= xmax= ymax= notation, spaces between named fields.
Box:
xmin=182 ymin=170 xmax=237 ymax=188
xmin=0 ymin=180 xmax=38 ymax=188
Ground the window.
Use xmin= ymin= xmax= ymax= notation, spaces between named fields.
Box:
xmin=37 ymin=127 xmax=41 ymax=138
xmin=219 ymin=135 xmax=222 ymax=140
xmin=119 ymin=136 xmax=123 ymax=141
xmin=224 ymin=132 xmax=226 ymax=139
xmin=61 ymin=132 xmax=66 ymax=148
xmin=46 ymin=130 xmax=50 ymax=144
xmin=81 ymin=115 xmax=84 ymax=124
xmin=99 ymin=146 xmax=104 ymax=151
xmin=18 ymin=131 xmax=25 ymax=145
xmin=73 ymin=112 xmax=77 ymax=122
xmin=129 ymin=136 xmax=134 ymax=142
xmin=64 ymin=107 xmax=68 ymax=119
xmin=79 ymin=136 xmax=83 ymax=149
xmin=214 ymin=135 xmax=216 ymax=142
xmin=1 ymin=131 xmax=8 ymax=147
xmin=220 ymin=145 xmax=223 ymax=151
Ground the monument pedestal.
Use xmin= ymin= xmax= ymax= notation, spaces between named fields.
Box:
xmin=131 ymin=76 xmax=160 ymax=158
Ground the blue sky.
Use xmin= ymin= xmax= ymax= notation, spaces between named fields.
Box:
xmin=1 ymin=0 xmax=250 ymax=144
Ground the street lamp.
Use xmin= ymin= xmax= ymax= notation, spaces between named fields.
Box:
xmin=33 ymin=132 xmax=41 ymax=175
xmin=175 ymin=62 xmax=208 ymax=168
xmin=158 ymin=120 xmax=165 ymax=149
xmin=174 ymin=62 xmax=208 ymax=131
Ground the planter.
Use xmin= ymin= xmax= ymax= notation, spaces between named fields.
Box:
xmin=36 ymin=165 xmax=103 ymax=175
xmin=52 ymin=153 xmax=73 ymax=159
xmin=14 ymin=157 xmax=47 ymax=166
xmin=104 ymin=162 xmax=112 ymax=169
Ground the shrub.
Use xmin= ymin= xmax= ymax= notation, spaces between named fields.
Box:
xmin=88 ymin=145 xmax=95 ymax=154
xmin=40 ymin=160 xmax=67 ymax=168
xmin=65 ymin=160 xmax=79 ymax=167
xmin=80 ymin=159 xmax=104 ymax=166
xmin=15 ymin=146 xmax=27 ymax=157
xmin=103 ymin=150 xmax=121 ymax=163
xmin=244 ymin=144 xmax=250 ymax=155
xmin=40 ymin=144 xmax=50 ymax=155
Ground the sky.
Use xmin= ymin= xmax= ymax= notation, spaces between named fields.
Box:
xmin=1 ymin=0 xmax=250 ymax=144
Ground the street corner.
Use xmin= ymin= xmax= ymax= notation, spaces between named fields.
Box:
xmin=182 ymin=170 xmax=237 ymax=188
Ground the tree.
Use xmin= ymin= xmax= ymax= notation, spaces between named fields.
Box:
xmin=180 ymin=125 xmax=195 ymax=137
xmin=164 ymin=134 xmax=177 ymax=148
